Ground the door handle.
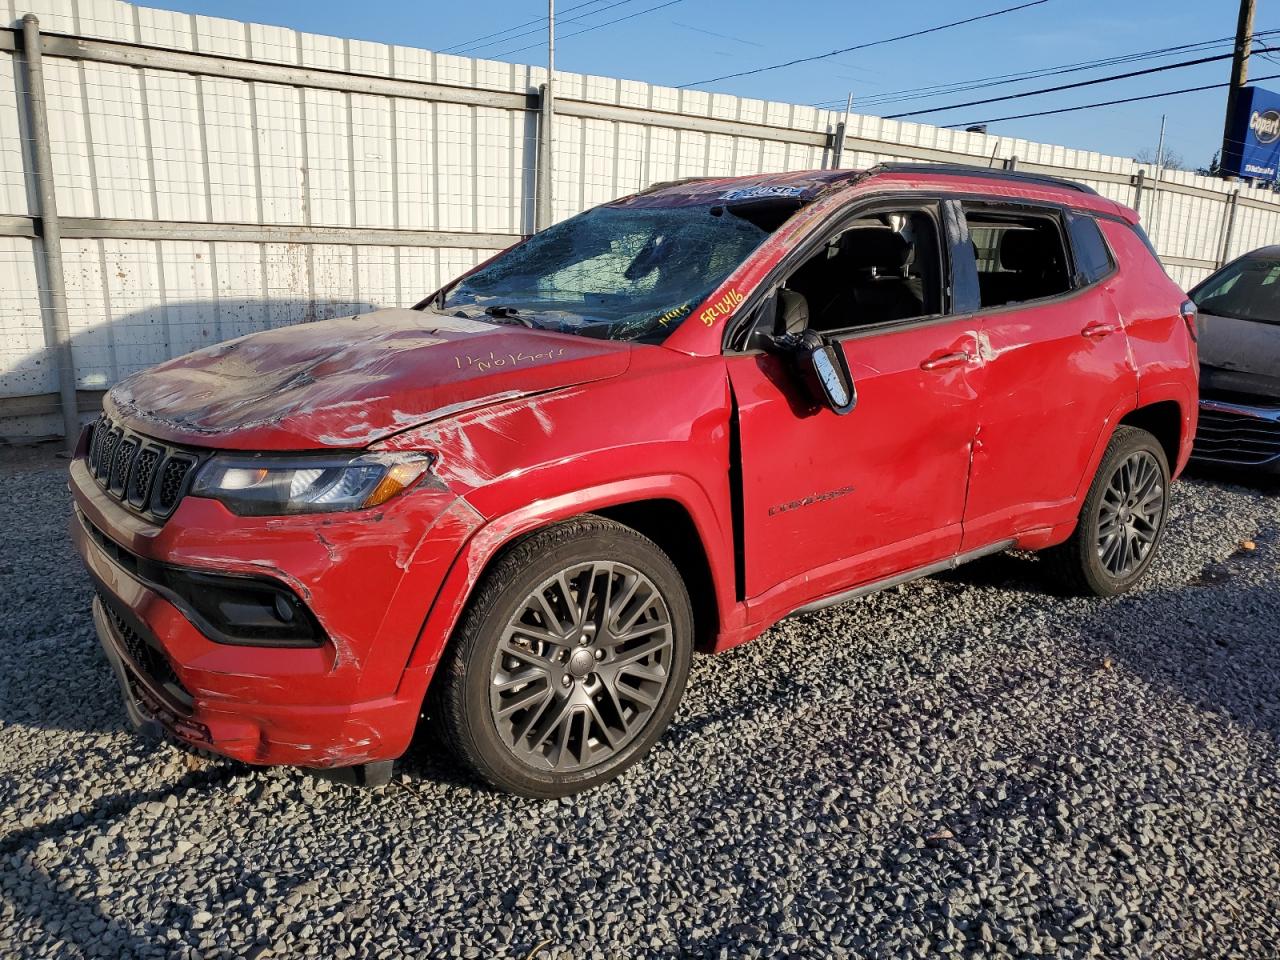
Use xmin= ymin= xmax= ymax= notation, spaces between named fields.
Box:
xmin=920 ymin=351 xmax=973 ymax=371
xmin=1081 ymin=322 xmax=1117 ymax=339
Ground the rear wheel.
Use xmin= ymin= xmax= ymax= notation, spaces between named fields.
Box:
xmin=433 ymin=516 xmax=693 ymax=797
xmin=1043 ymin=425 xmax=1171 ymax=597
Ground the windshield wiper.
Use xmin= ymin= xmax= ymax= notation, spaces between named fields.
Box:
xmin=483 ymin=304 xmax=545 ymax=329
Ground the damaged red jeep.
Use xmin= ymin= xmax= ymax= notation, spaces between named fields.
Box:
xmin=70 ymin=164 xmax=1198 ymax=796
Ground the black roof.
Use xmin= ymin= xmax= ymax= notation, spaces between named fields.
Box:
xmin=867 ymin=162 xmax=1100 ymax=197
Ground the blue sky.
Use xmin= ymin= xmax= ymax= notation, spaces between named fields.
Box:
xmin=150 ymin=0 xmax=1264 ymax=169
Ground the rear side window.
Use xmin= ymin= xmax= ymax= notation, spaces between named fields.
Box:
xmin=1067 ymin=213 xmax=1114 ymax=285
xmin=963 ymin=206 xmax=1073 ymax=309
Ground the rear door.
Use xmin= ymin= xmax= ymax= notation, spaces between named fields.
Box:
xmin=958 ymin=202 xmax=1138 ymax=548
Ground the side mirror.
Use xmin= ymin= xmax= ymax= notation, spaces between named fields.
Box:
xmin=792 ymin=329 xmax=857 ymax=415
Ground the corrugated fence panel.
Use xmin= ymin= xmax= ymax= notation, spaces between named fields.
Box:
xmin=0 ymin=50 xmax=28 ymax=216
xmin=145 ymin=69 xmax=206 ymax=222
xmin=0 ymin=237 xmax=47 ymax=394
xmin=254 ymin=83 xmax=306 ymax=225
xmin=62 ymin=237 xmax=113 ymax=388
xmin=394 ymin=98 xmax=436 ymax=231
xmin=159 ymin=240 xmax=218 ymax=359
xmin=3 ymin=0 xmax=1280 ymax=437
xmin=84 ymin=61 xmax=152 ymax=220
xmin=202 ymin=77 xmax=258 ymax=223
xmin=44 ymin=58 xmax=96 ymax=218
xmin=352 ymin=94 xmax=395 ymax=230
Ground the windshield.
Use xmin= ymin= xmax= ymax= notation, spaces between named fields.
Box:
xmin=441 ymin=204 xmax=771 ymax=342
xmin=1192 ymin=257 xmax=1280 ymax=324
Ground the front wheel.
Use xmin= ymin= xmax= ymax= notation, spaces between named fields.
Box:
xmin=433 ymin=516 xmax=693 ymax=797
xmin=1043 ymin=425 xmax=1171 ymax=597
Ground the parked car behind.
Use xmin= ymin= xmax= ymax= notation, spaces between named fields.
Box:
xmin=1189 ymin=247 xmax=1280 ymax=472
xmin=70 ymin=164 xmax=1198 ymax=797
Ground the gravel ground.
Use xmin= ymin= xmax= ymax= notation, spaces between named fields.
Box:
xmin=2 ymin=445 xmax=1279 ymax=959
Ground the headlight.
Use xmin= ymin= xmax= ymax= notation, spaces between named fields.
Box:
xmin=191 ymin=452 xmax=433 ymax=516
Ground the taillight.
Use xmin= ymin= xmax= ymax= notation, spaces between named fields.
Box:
xmin=1181 ymin=300 xmax=1198 ymax=342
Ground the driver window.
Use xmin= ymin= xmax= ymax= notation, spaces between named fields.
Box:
xmin=781 ymin=210 xmax=944 ymax=334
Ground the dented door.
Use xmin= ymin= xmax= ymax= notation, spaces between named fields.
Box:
xmin=961 ymin=279 xmax=1136 ymax=548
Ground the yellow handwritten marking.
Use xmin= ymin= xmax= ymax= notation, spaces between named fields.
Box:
xmin=657 ymin=304 xmax=691 ymax=326
xmin=453 ymin=347 xmax=567 ymax=372
xmin=699 ymin=288 xmax=745 ymax=328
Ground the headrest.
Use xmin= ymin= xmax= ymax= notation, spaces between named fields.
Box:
xmin=840 ymin=227 xmax=910 ymax=270
xmin=778 ymin=289 xmax=809 ymax=335
xmin=999 ymin=228 xmax=1061 ymax=272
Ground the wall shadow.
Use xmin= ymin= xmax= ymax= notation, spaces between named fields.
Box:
xmin=3 ymin=297 xmax=384 ymax=443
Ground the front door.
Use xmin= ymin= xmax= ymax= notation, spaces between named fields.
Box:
xmin=727 ymin=201 xmax=983 ymax=610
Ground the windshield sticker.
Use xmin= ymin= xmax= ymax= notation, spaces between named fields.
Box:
xmin=657 ymin=304 xmax=692 ymax=327
xmin=720 ymin=185 xmax=807 ymax=202
xmin=454 ymin=347 xmax=567 ymax=372
xmin=699 ymin=289 xmax=745 ymax=327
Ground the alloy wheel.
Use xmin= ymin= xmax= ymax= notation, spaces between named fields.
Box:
xmin=1096 ymin=450 xmax=1165 ymax=579
xmin=488 ymin=561 xmax=674 ymax=772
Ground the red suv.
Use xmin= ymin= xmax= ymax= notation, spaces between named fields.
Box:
xmin=70 ymin=164 xmax=1198 ymax=796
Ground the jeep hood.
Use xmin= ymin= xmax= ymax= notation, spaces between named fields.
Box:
xmin=104 ymin=308 xmax=633 ymax=450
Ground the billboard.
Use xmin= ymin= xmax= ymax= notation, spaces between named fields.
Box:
xmin=1224 ymin=85 xmax=1280 ymax=182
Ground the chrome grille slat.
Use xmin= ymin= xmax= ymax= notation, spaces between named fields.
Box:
xmin=1193 ymin=407 xmax=1280 ymax=466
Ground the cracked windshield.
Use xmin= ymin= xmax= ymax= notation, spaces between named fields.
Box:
xmin=441 ymin=203 xmax=773 ymax=342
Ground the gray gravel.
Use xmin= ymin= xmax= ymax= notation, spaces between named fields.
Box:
xmin=2 ymin=445 xmax=1279 ymax=959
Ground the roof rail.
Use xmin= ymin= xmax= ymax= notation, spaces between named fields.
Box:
xmin=866 ymin=162 xmax=1099 ymax=197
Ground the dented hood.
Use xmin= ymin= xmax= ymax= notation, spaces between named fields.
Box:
xmin=105 ymin=308 xmax=633 ymax=450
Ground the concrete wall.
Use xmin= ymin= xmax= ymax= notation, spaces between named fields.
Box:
xmin=1 ymin=0 xmax=1278 ymax=438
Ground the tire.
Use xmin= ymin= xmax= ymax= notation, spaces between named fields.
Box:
xmin=1043 ymin=425 xmax=1172 ymax=597
xmin=432 ymin=515 xmax=694 ymax=797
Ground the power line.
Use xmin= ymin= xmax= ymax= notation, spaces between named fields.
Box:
xmin=670 ymin=21 xmax=764 ymax=48
xmin=811 ymin=32 xmax=1274 ymax=109
xmin=885 ymin=48 xmax=1278 ymax=120
xmin=439 ymin=0 xmax=609 ymax=54
xmin=949 ymin=73 xmax=1280 ymax=128
xmin=463 ymin=0 xmax=648 ymax=56
xmin=491 ymin=0 xmax=685 ymax=58
xmin=677 ymin=0 xmax=1052 ymax=89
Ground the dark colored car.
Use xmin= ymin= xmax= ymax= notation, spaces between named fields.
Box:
xmin=1190 ymin=247 xmax=1280 ymax=472
xmin=71 ymin=164 xmax=1197 ymax=797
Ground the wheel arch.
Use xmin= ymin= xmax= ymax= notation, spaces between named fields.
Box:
xmin=1072 ymin=390 xmax=1190 ymax=507
xmin=400 ymin=475 xmax=736 ymax=690
xmin=591 ymin=499 xmax=720 ymax=654
xmin=1118 ymin=399 xmax=1183 ymax=471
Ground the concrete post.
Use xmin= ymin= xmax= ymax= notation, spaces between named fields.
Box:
xmin=21 ymin=15 xmax=80 ymax=450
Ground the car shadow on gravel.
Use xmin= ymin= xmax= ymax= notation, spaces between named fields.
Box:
xmin=1183 ymin=461 xmax=1280 ymax=494
xmin=950 ymin=535 xmax=1280 ymax=747
xmin=1076 ymin=584 xmax=1280 ymax=748
xmin=0 ymin=765 xmax=240 ymax=956
xmin=936 ymin=550 xmax=1054 ymax=594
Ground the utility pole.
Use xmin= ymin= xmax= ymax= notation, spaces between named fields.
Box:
xmin=1151 ymin=114 xmax=1167 ymax=238
xmin=1220 ymin=0 xmax=1256 ymax=176
xmin=831 ymin=91 xmax=853 ymax=169
xmin=535 ymin=0 xmax=555 ymax=231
